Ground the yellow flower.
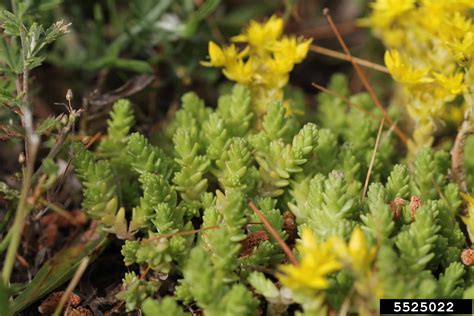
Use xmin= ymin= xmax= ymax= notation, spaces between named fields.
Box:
xmin=201 ymin=15 xmax=311 ymax=117
xmin=222 ymin=59 xmax=253 ymax=84
xmin=278 ymin=229 xmax=342 ymax=292
xmin=259 ymin=57 xmax=292 ymax=88
xmin=433 ymin=72 xmax=466 ymax=97
xmin=421 ymin=0 xmax=474 ymax=13
xmin=201 ymin=41 xmax=226 ymax=67
xmin=201 ymin=42 xmax=248 ymax=67
xmin=364 ymin=0 xmax=474 ymax=156
xmin=329 ymin=227 xmax=376 ymax=275
xmin=232 ymin=15 xmax=284 ymax=52
xmin=447 ymin=32 xmax=474 ymax=65
xmin=444 ymin=12 xmax=473 ymax=40
xmin=271 ymin=36 xmax=313 ymax=64
xmin=384 ymin=50 xmax=433 ymax=85
xmin=366 ymin=0 xmax=415 ymax=28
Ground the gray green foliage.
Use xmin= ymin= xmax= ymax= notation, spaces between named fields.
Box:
xmin=142 ymin=297 xmax=190 ymax=316
xmin=176 ymin=247 xmax=258 ymax=316
xmin=386 ymin=164 xmax=410 ymax=200
xmin=73 ymin=142 xmax=119 ymax=227
xmin=396 ymin=201 xmax=440 ymax=273
xmin=361 ymin=183 xmax=394 ymax=244
xmin=306 ymin=171 xmax=359 ymax=240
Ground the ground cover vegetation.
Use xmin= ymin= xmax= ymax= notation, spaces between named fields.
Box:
xmin=2 ymin=0 xmax=474 ymax=315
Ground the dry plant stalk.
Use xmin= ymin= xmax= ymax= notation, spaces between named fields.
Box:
xmin=322 ymin=8 xmax=409 ymax=145
xmin=451 ymin=119 xmax=474 ymax=193
xmin=52 ymin=257 xmax=90 ymax=316
xmin=362 ymin=118 xmax=385 ymax=201
xmin=248 ymin=201 xmax=298 ymax=266
xmin=310 ymin=45 xmax=389 ymax=73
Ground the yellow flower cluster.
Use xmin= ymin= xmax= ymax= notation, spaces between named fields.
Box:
xmin=278 ymin=227 xmax=376 ymax=293
xmin=278 ymin=229 xmax=342 ymax=292
xmin=363 ymin=0 xmax=474 ymax=153
xmin=201 ymin=16 xmax=312 ymax=117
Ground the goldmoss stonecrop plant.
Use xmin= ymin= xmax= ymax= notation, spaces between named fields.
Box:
xmin=70 ymin=13 xmax=474 ymax=316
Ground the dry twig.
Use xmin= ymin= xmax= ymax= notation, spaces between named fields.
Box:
xmin=451 ymin=119 xmax=474 ymax=193
xmin=52 ymin=257 xmax=90 ymax=316
xmin=362 ymin=118 xmax=385 ymax=202
xmin=322 ymin=8 xmax=409 ymax=145
xmin=310 ymin=45 xmax=389 ymax=73
xmin=248 ymin=201 xmax=298 ymax=266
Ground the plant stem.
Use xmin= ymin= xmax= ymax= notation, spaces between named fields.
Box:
xmin=52 ymin=257 xmax=90 ymax=316
xmin=451 ymin=117 xmax=474 ymax=193
xmin=1 ymin=141 xmax=37 ymax=285
xmin=10 ymin=0 xmax=16 ymax=13
xmin=310 ymin=45 xmax=389 ymax=73
xmin=0 ymin=230 xmax=13 ymax=253
xmin=31 ymin=109 xmax=81 ymax=183
xmin=2 ymin=14 xmax=39 ymax=285
xmin=37 ymin=197 xmax=78 ymax=224
xmin=362 ymin=118 xmax=385 ymax=202
xmin=248 ymin=201 xmax=298 ymax=266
